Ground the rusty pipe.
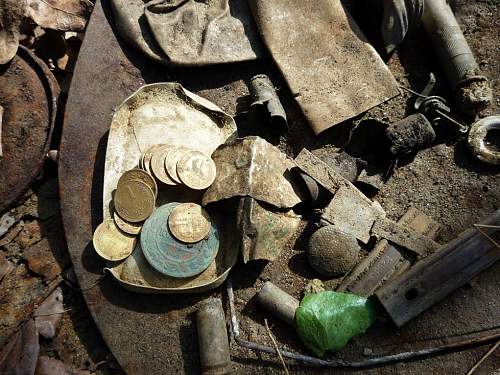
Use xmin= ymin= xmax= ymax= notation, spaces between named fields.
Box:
xmin=422 ymin=0 xmax=492 ymax=114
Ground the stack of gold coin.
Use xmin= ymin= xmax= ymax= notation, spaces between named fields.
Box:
xmin=93 ymin=168 xmax=157 ymax=261
xmin=140 ymin=144 xmax=217 ymax=191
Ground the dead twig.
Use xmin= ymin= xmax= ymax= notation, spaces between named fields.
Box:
xmin=466 ymin=338 xmax=500 ymax=375
xmin=264 ymin=319 xmax=289 ymax=375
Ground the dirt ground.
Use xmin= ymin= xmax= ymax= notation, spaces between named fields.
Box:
xmin=1 ymin=0 xmax=499 ymax=374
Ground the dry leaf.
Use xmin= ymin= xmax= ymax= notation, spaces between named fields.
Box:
xmin=0 ymin=319 xmax=40 ymax=375
xmin=34 ymin=287 xmax=64 ymax=339
xmin=0 ymin=0 xmax=27 ymax=64
xmin=27 ymin=0 xmax=93 ymax=32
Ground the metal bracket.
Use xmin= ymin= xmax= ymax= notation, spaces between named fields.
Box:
xmin=414 ymin=73 xmax=469 ymax=134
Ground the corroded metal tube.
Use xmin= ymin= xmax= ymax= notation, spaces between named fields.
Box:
xmin=196 ymin=298 xmax=231 ymax=375
xmin=256 ymin=282 xmax=299 ymax=326
xmin=422 ymin=0 xmax=492 ymax=114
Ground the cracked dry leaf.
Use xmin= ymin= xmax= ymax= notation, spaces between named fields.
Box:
xmin=0 ymin=0 xmax=27 ymax=64
xmin=27 ymin=0 xmax=93 ymax=31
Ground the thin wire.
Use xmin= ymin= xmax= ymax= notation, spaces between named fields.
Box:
xmin=399 ymin=85 xmax=429 ymax=99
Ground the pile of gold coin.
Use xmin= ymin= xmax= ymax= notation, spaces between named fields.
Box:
xmin=93 ymin=168 xmax=158 ymax=261
xmin=93 ymin=145 xmax=217 ymax=262
xmin=141 ymin=144 xmax=216 ymax=190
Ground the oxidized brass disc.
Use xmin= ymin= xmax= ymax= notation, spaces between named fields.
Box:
xmin=113 ymin=210 xmax=142 ymax=235
xmin=176 ymin=150 xmax=216 ymax=190
xmin=141 ymin=144 xmax=162 ymax=175
xmin=168 ymin=203 xmax=211 ymax=243
xmin=150 ymin=145 xmax=177 ymax=185
xmin=114 ymin=179 xmax=155 ymax=222
xmin=118 ymin=168 xmax=158 ymax=197
xmin=140 ymin=203 xmax=219 ymax=278
xmin=93 ymin=219 xmax=136 ymax=261
xmin=164 ymin=146 xmax=190 ymax=184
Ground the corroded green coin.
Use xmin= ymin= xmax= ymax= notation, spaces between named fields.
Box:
xmin=140 ymin=203 xmax=219 ymax=278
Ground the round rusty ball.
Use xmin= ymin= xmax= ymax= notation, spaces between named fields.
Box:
xmin=307 ymin=225 xmax=359 ymax=277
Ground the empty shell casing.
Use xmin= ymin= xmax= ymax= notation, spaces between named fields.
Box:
xmin=256 ymin=282 xmax=300 ymax=326
xmin=196 ymin=298 xmax=231 ymax=375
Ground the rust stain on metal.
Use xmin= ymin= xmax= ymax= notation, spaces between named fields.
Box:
xmin=0 ymin=46 xmax=59 ymax=214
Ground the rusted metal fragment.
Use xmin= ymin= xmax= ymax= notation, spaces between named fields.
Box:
xmin=0 ymin=46 xmax=59 ymax=214
xmin=22 ymin=227 xmax=69 ymax=281
xmin=376 ymin=209 xmax=500 ymax=327
xmin=0 ymin=0 xmax=27 ymax=64
xmin=322 ymin=186 xmax=385 ymax=244
xmin=111 ymin=0 xmax=263 ymax=66
xmin=0 ymin=319 xmax=39 ymax=375
xmin=337 ymin=207 xmax=441 ymax=296
xmin=295 ymin=148 xmax=363 ymax=198
xmin=422 ymin=0 xmax=492 ymax=114
xmin=249 ymin=0 xmax=400 ymax=134
xmin=203 ymin=137 xmax=305 ymax=208
xmin=34 ymin=287 xmax=63 ymax=339
xmin=248 ymin=74 xmax=287 ymax=132
xmin=237 ymin=197 xmax=301 ymax=263
xmin=371 ymin=216 xmax=440 ymax=256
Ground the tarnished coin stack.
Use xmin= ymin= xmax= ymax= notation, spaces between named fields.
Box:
xmin=142 ymin=144 xmax=216 ymax=190
xmin=93 ymin=145 xmax=219 ymax=279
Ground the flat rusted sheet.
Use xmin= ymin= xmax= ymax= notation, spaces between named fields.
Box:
xmin=249 ymin=0 xmax=400 ymax=134
xmin=0 ymin=46 xmax=59 ymax=214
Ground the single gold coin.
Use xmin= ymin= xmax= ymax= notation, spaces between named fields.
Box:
xmin=151 ymin=145 xmax=177 ymax=186
xmin=168 ymin=203 xmax=211 ymax=243
xmin=164 ymin=146 xmax=190 ymax=184
xmin=118 ymin=168 xmax=158 ymax=197
xmin=142 ymin=144 xmax=162 ymax=175
xmin=93 ymin=219 xmax=136 ymax=261
xmin=176 ymin=150 xmax=216 ymax=190
xmin=113 ymin=210 xmax=142 ymax=235
xmin=114 ymin=179 xmax=155 ymax=222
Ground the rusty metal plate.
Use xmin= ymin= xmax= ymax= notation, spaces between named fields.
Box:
xmin=59 ymin=1 xmax=500 ymax=374
xmin=0 ymin=46 xmax=59 ymax=214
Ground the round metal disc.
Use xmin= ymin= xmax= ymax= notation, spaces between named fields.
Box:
xmin=164 ymin=146 xmax=190 ymax=184
xmin=150 ymin=145 xmax=177 ymax=185
xmin=142 ymin=144 xmax=162 ymax=175
xmin=118 ymin=168 xmax=158 ymax=197
xmin=140 ymin=203 xmax=219 ymax=278
xmin=113 ymin=210 xmax=142 ymax=235
xmin=0 ymin=46 xmax=59 ymax=213
xmin=93 ymin=219 xmax=137 ymax=261
xmin=114 ymin=179 xmax=155 ymax=223
xmin=176 ymin=150 xmax=216 ymax=190
xmin=168 ymin=203 xmax=211 ymax=243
